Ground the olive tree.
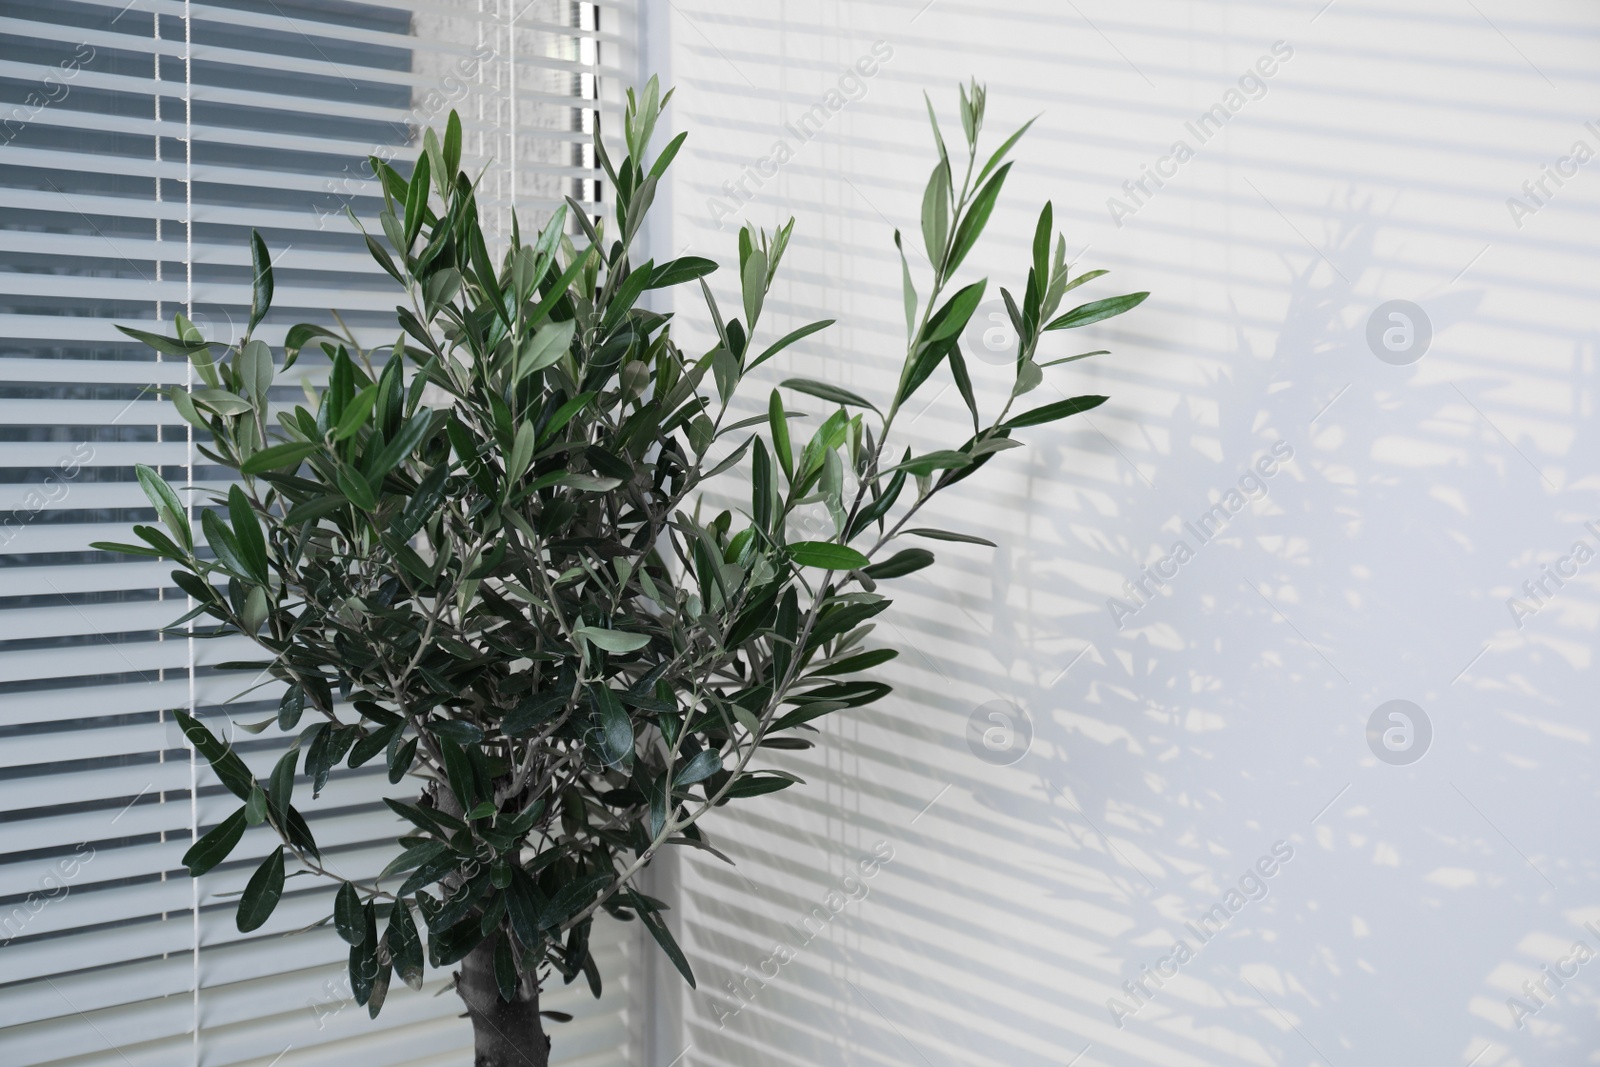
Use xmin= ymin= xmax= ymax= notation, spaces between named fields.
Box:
xmin=101 ymin=79 xmax=1146 ymax=1065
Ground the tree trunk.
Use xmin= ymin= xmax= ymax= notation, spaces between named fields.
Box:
xmin=457 ymin=932 xmax=549 ymax=1067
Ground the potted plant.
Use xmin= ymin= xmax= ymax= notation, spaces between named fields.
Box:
xmin=100 ymin=78 xmax=1145 ymax=1065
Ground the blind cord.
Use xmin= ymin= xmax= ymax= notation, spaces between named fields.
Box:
xmin=181 ymin=2 xmax=199 ymax=1062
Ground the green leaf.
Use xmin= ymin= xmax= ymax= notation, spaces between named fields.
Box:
xmin=285 ymin=324 xmax=344 ymax=364
xmin=781 ymin=379 xmax=878 ymax=413
xmin=789 ymin=541 xmax=870 ymax=571
xmin=191 ymin=387 xmax=252 ymax=416
xmin=768 ymin=390 xmax=793 ymax=482
xmin=201 ymin=509 xmax=250 ymax=581
xmin=922 ymin=91 xmax=949 ymax=169
xmin=132 ymin=523 xmax=187 ymax=560
xmin=674 ymin=749 xmax=723 ymax=788
xmin=646 ymin=256 xmax=717 ymax=289
xmin=336 ymin=464 xmax=377 ymax=511
xmin=91 ymin=540 xmax=164 ymax=558
xmin=925 ymin=280 xmax=987 ymax=345
xmin=363 ymin=232 xmax=405 ymax=284
xmin=1038 ymin=349 xmax=1110 ymax=369
xmin=388 ymin=899 xmax=424 ymax=989
xmin=267 ymin=747 xmax=296 ymax=827
xmin=348 ymin=722 xmax=403 ymax=768
xmin=539 ymin=872 xmax=611 ymax=930
xmin=947 ymin=162 xmax=1011 ymax=275
xmin=369 ymin=407 xmax=437 ymax=480
xmin=249 ymin=231 xmax=274 ymax=334
xmin=575 ymin=627 xmax=651 ymax=654
xmin=538 ymin=391 xmax=595 ymax=445
xmin=815 ymin=648 xmax=899 ymax=675
xmin=1060 ymin=268 xmax=1110 ymax=297
xmin=495 ymin=936 xmax=518 ymax=1001
xmin=240 ymin=440 xmax=319 ymax=475
xmin=435 ymin=735 xmax=480 ymax=812
xmin=507 ymin=867 xmax=547 ymax=949
xmin=558 ymin=473 xmax=622 ymax=493
xmin=388 ymin=737 xmax=417 ymax=783
xmin=747 ymin=319 xmax=833 ymax=372
xmin=278 ymin=685 xmax=306 ymax=730
xmin=349 ymin=906 xmax=380 ymax=1005
xmin=1043 ymin=292 xmax=1149 ymax=331
xmin=404 ymin=151 xmax=430 ymax=247
xmin=904 ymin=527 xmax=997 ymax=546
xmin=236 ymin=846 xmax=285 ymax=932
xmin=443 ymin=110 xmax=462 ymax=176
xmin=228 ymin=485 xmax=269 ymax=583
xmin=880 ymin=450 xmax=970 ymax=477
xmin=380 ymin=841 xmax=448 ymax=882
xmin=1002 ymin=394 xmax=1108 ymax=429
xmin=1013 ymin=360 xmax=1043 ymax=396
xmin=975 ymin=115 xmax=1036 ymax=188
xmin=135 ymin=464 xmax=191 ymax=551
xmin=182 ymin=808 xmax=246 ymax=876
xmin=168 ymin=386 xmax=210 ymax=430
xmin=525 ymin=250 xmax=590 ymax=334
xmin=862 ymin=548 xmax=935 ymax=579
xmin=332 ymin=385 xmax=378 ymax=441
xmin=176 ymin=710 xmax=256 ymax=800
xmin=433 ymin=719 xmax=484 ymax=746
xmin=238 ymin=338 xmax=274 ymax=400
xmin=518 ymin=319 xmax=577 ymax=378
xmin=335 ymin=882 xmax=365 ymax=945
xmin=504 ymin=688 xmax=570 ymax=736
xmin=721 ymin=772 xmax=799 ymax=800
xmin=587 ymin=685 xmax=633 ymax=769
xmin=893 ymin=230 xmax=918 ymax=342
xmin=244 ymin=783 xmax=267 ymax=826
xmin=649 ymin=129 xmax=688 ymax=181
xmin=741 ymin=248 xmax=767 ymax=333
xmin=626 ymin=887 xmax=696 ymax=988
xmin=949 ymin=348 xmax=980 ymax=432
xmin=921 ymin=159 xmax=951 ymax=266
xmin=1031 ymin=201 xmax=1053 ymax=307
xmin=114 ymin=323 xmax=209 ymax=364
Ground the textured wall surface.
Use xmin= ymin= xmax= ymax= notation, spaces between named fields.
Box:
xmin=644 ymin=2 xmax=1600 ymax=1064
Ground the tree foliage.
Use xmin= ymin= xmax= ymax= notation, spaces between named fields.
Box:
xmin=100 ymin=78 xmax=1147 ymax=1017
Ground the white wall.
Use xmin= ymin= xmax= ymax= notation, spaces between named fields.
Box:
xmin=644 ymin=2 xmax=1600 ymax=1064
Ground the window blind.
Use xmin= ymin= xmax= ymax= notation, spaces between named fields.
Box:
xmin=0 ymin=2 xmax=637 ymax=1064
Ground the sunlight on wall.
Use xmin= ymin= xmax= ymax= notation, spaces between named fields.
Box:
xmin=647 ymin=1 xmax=1600 ymax=1064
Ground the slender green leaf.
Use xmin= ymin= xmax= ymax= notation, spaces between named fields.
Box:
xmin=747 ymin=319 xmax=833 ymax=372
xmin=443 ymin=110 xmax=462 ymax=176
xmin=781 ymin=379 xmax=878 ymax=413
xmin=1043 ymin=292 xmax=1149 ymax=331
xmin=862 ymin=548 xmax=934 ymax=579
xmin=1002 ymin=393 xmax=1108 ymax=429
xmin=626 ymin=887 xmax=696 ymax=988
xmin=904 ymin=527 xmax=997 ymax=546
xmin=647 ymin=256 xmax=717 ymax=290
xmin=674 ymin=749 xmax=723 ymax=788
xmin=240 ymin=440 xmax=319 ymax=475
xmin=947 ymin=162 xmax=1011 ymax=275
xmin=789 ymin=541 xmax=870 ymax=571
xmin=176 ymin=710 xmax=256 ymax=800
xmin=335 ymin=882 xmax=365 ymax=945
xmin=182 ymin=808 xmax=246 ymax=876
xmin=236 ymin=847 xmax=285 ymax=932
xmin=228 ymin=486 xmax=269 ymax=583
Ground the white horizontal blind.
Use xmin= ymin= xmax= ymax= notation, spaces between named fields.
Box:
xmin=0 ymin=2 xmax=635 ymax=1064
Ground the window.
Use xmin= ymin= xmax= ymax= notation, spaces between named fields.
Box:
xmin=0 ymin=2 xmax=635 ymax=1063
